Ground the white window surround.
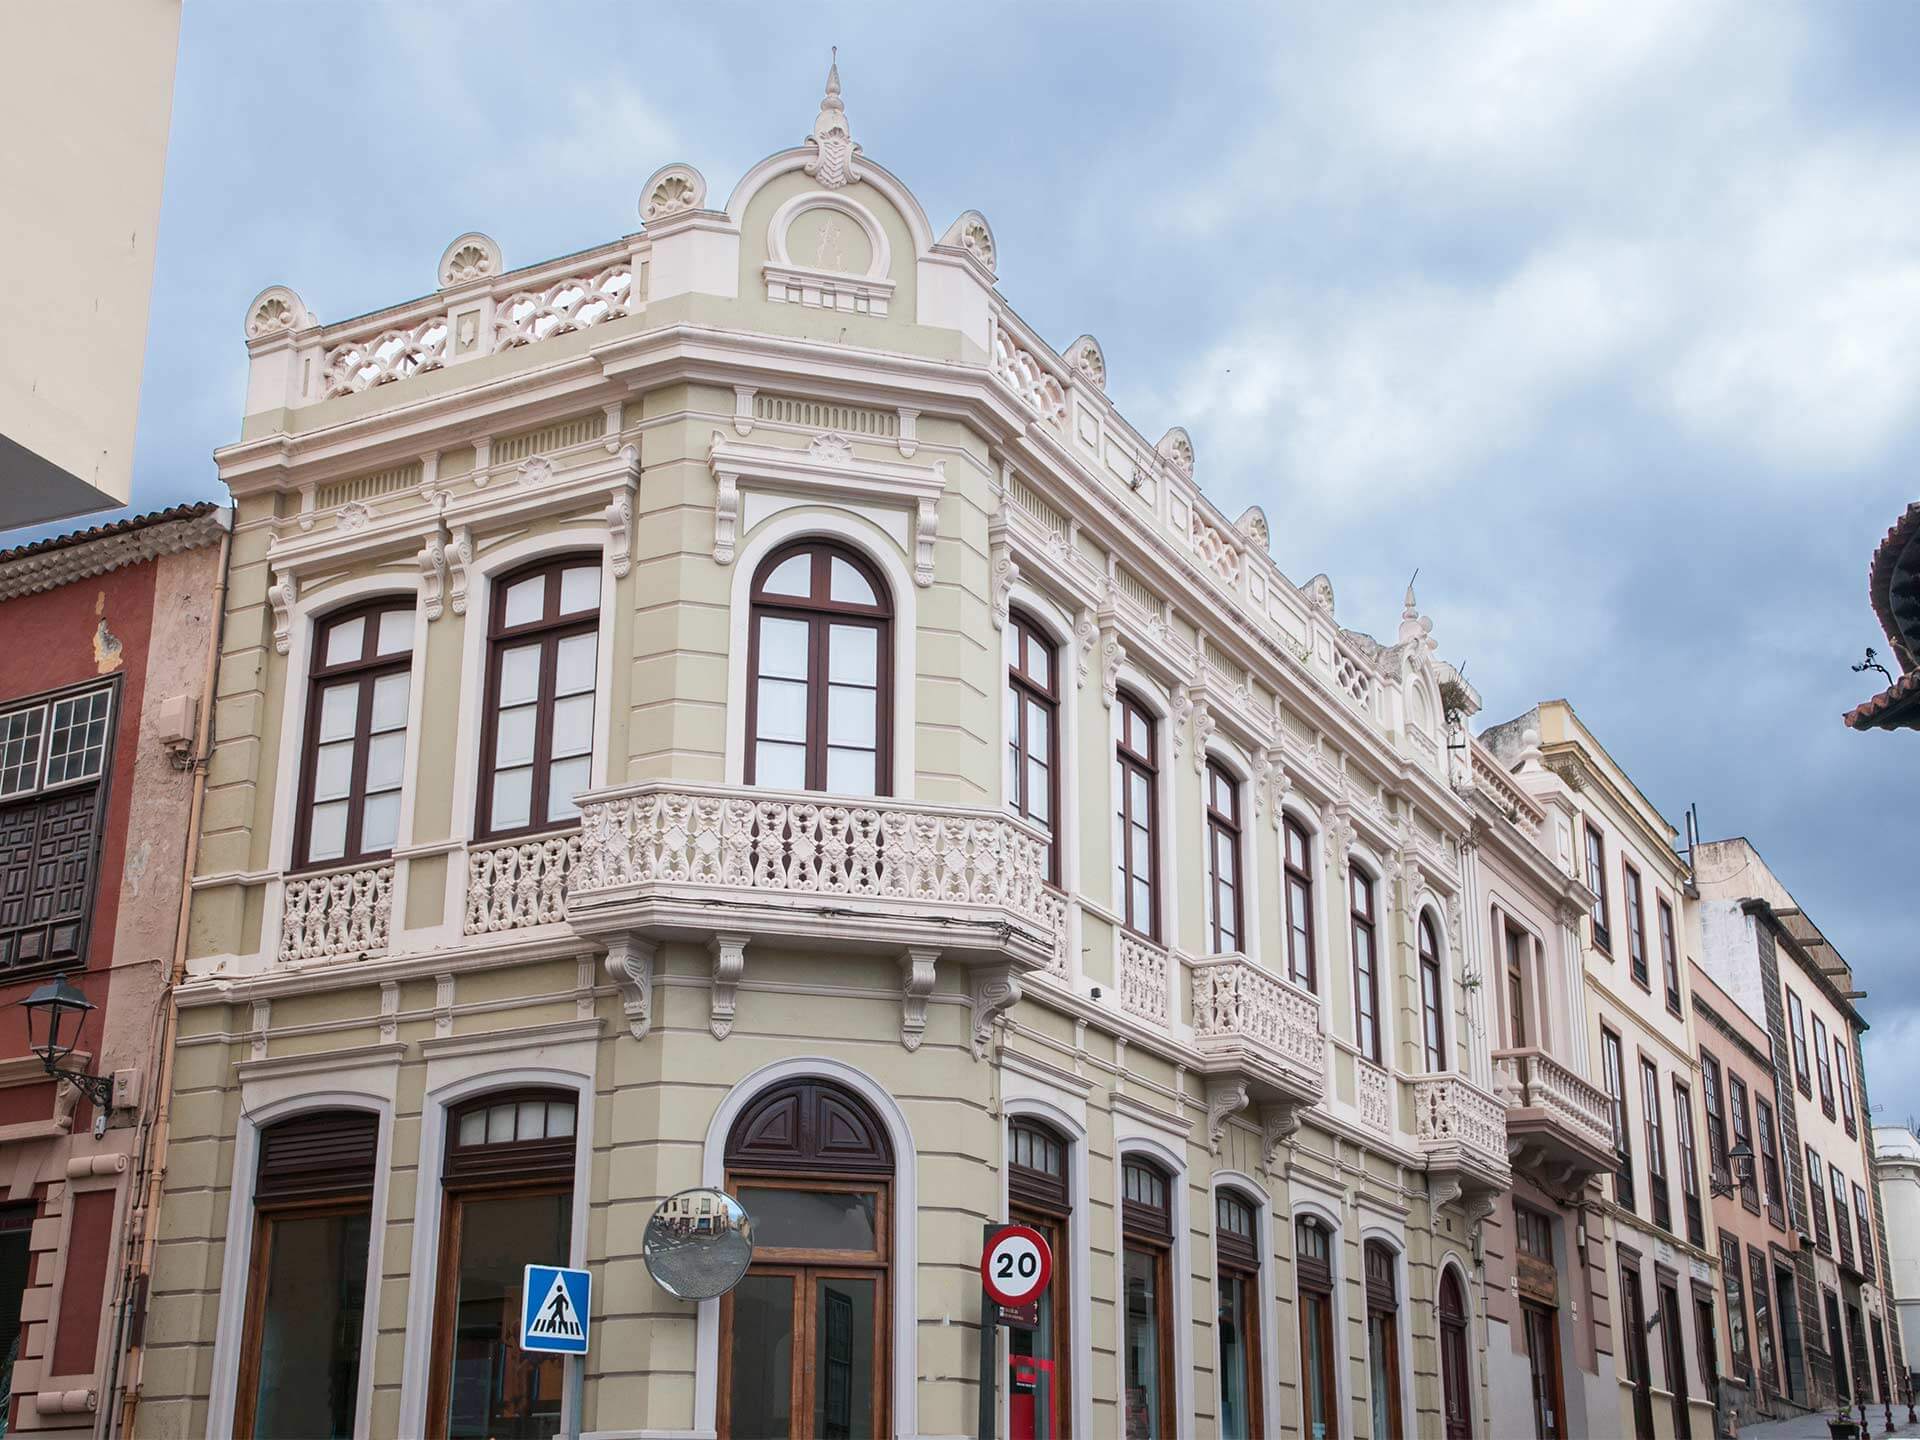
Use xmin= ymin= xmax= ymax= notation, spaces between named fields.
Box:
xmin=722 ymin=508 xmax=918 ymax=793
xmin=1198 ymin=737 xmax=1262 ymax=963
xmin=397 ymin=1046 xmax=598 ymax=1440
xmin=1001 ymin=583 xmax=1080 ymax=894
xmin=1110 ymin=1130 xmax=1193 ymax=1439
xmin=1000 ymin=1096 xmax=1093 ymax=1440
xmin=1106 ymin=664 xmax=1180 ymax=952
xmin=1209 ymin=1169 xmax=1282 ymax=1440
xmin=691 ymin=1055 xmax=919 ymax=1440
xmin=1359 ymin=1224 xmax=1419 ymax=1440
xmin=202 ymin=1073 xmax=398 ymax=1440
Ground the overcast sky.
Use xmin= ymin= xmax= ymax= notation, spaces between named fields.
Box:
xmin=10 ymin=3 xmax=1916 ymax=1120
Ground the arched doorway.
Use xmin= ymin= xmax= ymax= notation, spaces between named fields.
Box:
xmin=1439 ymin=1266 xmax=1474 ymax=1440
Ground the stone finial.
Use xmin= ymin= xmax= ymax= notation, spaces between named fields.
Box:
xmin=438 ymin=232 xmax=502 ymax=289
xmin=640 ymin=163 xmax=707 ymax=224
xmin=244 ymin=285 xmax=311 ymax=341
xmin=804 ymin=47 xmax=861 ymax=188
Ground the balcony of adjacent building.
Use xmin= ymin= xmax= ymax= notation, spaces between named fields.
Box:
xmin=1412 ymin=1071 xmax=1512 ymax=1214
xmin=1492 ymin=1046 xmax=1618 ymax=1194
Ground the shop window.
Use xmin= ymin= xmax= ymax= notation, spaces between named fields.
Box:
xmin=1121 ymin=1157 xmax=1175 ymax=1440
xmin=1009 ymin=1119 xmax=1072 ymax=1440
xmin=1214 ymin=1190 xmax=1261 ymax=1440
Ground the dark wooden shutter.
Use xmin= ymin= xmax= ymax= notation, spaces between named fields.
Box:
xmin=726 ymin=1080 xmax=893 ymax=1175
xmin=256 ymin=1111 xmax=378 ymax=1203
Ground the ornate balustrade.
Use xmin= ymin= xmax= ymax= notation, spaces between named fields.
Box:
xmin=1357 ymin=1057 xmax=1393 ymax=1132
xmin=466 ymin=833 xmax=580 ymax=935
xmin=1493 ymin=1047 xmax=1618 ymax=1185
xmin=280 ymin=863 xmax=392 ymax=963
xmin=1190 ymin=955 xmax=1324 ymax=1106
xmin=1118 ymin=934 xmax=1170 ymax=1026
xmin=567 ymin=783 xmax=1066 ymax=974
xmin=1413 ymin=1073 xmax=1512 ymax=1201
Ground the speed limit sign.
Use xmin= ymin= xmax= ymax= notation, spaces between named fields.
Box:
xmin=980 ymin=1223 xmax=1052 ymax=1308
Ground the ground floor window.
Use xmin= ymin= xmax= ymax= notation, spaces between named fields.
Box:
xmin=720 ymin=1078 xmax=894 ymax=1440
xmin=0 ymin=1204 xmax=33 ymax=1424
xmin=234 ymin=1111 xmax=377 ymax=1439
xmin=1364 ymin=1242 xmax=1402 ymax=1440
xmin=427 ymin=1091 xmax=578 ymax=1440
xmin=1439 ymin=1269 xmax=1473 ymax=1440
xmin=1009 ymin=1120 xmax=1072 ymax=1440
xmin=1296 ymin=1217 xmax=1339 ymax=1440
xmin=1121 ymin=1157 xmax=1176 ymax=1440
xmin=1214 ymin=1190 xmax=1262 ymax=1440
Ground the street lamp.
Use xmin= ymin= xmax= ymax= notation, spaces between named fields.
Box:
xmin=22 ymin=976 xmax=115 ymax=1114
xmin=1728 ymin=1139 xmax=1754 ymax=1190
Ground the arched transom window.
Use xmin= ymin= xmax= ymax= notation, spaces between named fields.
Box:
xmin=747 ymin=541 xmax=892 ymax=796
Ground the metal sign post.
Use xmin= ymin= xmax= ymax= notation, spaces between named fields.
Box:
xmin=978 ymin=1222 xmax=1054 ymax=1440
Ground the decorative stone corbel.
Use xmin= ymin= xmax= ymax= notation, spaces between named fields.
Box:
xmin=1191 ymin=701 xmax=1215 ymax=774
xmin=605 ymin=460 xmax=637 ymax=580
xmin=605 ymin=935 xmax=657 ymax=1041
xmin=1260 ymin=1101 xmax=1305 ymax=1171
xmin=989 ymin=501 xmax=1017 ymax=630
xmin=897 ymin=407 xmax=919 ymax=459
xmin=434 ymin=974 xmax=455 ymax=1038
xmin=419 ymin=530 xmax=449 ymax=621
xmin=1101 ymin=629 xmax=1126 ymax=710
xmin=969 ymin=964 xmax=1023 ymax=1060
xmin=1075 ymin=609 xmax=1096 ymax=688
xmin=267 ymin=569 xmax=297 ymax=655
xmin=914 ymin=491 xmax=939 ymax=589
xmin=899 ymin=947 xmax=938 ymax=1051
xmin=709 ymin=933 xmax=749 ymax=1040
xmin=1171 ymin=684 xmax=1193 ymax=761
xmin=710 ymin=432 xmax=740 ymax=566
xmin=1322 ymin=800 xmax=1356 ymax=872
xmin=250 ymin=1000 xmax=271 ymax=1061
xmin=52 ymin=1076 xmax=80 ymax=1134
xmin=1205 ymin=1080 xmax=1250 ymax=1155
xmin=733 ymin=386 xmax=756 ymax=436
xmin=1463 ymin=1191 xmax=1500 ymax=1228
xmin=1430 ymin=1175 xmax=1465 ymax=1212
xmin=379 ymin=982 xmax=399 ymax=1045
xmin=447 ymin=526 xmax=475 ymax=616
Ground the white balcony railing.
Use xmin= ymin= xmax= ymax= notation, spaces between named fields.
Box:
xmin=1357 ymin=1056 xmax=1393 ymax=1132
xmin=1414 ymin=1073 xmax=1511 ymax=1181
xmin=1493 ymin=1047 xmax=1616 ymax=1158
xmin=1191 ymin=955 xmax=1323 ymax=1098
xmin=280 ymin=862 xmax=392 ymax=963
xmin=466 ymin=833 xmax=580 ymax=935
xmin=569 ymin=785 xmax=1067 ymax=974
xmin=1118 ymin=934 xmax=1170 ymax=1026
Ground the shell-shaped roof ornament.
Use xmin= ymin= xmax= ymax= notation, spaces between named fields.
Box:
xmin=1235 ymin=505 xmax=1269 ymax=551
xmin=640 ymin=163 xmax=707 ymax=224
xmin=1066 ymin=334 xmax=1106 ymax=390
xmin=1156 ymin=426 xmax=1195 ymax=479
xmin=1303 ymin=572 xmax=1336 ymax=615
xmin=244 ymin=285 xmax=312 ymax=341
xmin=438 ymin=232 xmax=502 ymax=289
xmin=804 ymin=48 xmax=862 ymax=188
xmin=939 ymin=209 xmax=996 ymax=277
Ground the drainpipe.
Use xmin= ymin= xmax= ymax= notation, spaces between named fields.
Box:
xmin=110 ymin=511 xmax=230 ymax=1438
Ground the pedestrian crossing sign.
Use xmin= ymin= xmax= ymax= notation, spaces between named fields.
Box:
xmin=521 ymin=1264 xmax=591 ymax=1355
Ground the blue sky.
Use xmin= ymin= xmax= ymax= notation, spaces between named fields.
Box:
xmin=10 ymin=3 xmax=1917 ymax=1119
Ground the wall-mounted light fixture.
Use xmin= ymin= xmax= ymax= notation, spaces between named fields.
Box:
xmin=23 ymin=977 xmax=115 ymax=1131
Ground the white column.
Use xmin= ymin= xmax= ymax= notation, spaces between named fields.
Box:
xmin=1559 ymin=906 xmax=1593 ymax=1080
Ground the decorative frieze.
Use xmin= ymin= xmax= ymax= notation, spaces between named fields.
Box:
xmin=280 ymin=863 xmax=392 ymax=963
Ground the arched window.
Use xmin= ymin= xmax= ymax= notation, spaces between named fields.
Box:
xmin=1418 ymin=913 xmax=1446 ymax=1072
xmin=1010 ymin=1119 xmax=1072 ymax=1437
xmin=1439 ymin=1268 xmax=1474 ymax=1440
xmin=1215 ymin=1190 xmax=1263 ymax=1440
xmin=1121 ymin=1156 xmax=1176 ymax=1439
xmin=746 ymin=541 xmax=892 ymax=796
xmin=235 ymin=1110 xmax=378 ymax=1438
xmin=426 ymin=1089 xmax=579 ymax=1438
xmin=1296 ymin=1218 xmax=1338 ymax=1440
xmin=477 ymin=557 xmax=600 ymax=839
xmin=1365 ymin=1241 xmax=1404 ymax=1439
xmin=1204 ymin=758 xmax=1243 ymax=954
xmin=722 ymin=1079 xmax=893 ymax=1440
xmin=1350 ymin=867 xmax=1382 ymax=1063
xmin=1007 ymin=612 xmax=1060 ymax=882
xmin=296 ymin=600 xmax=414 ymax=867
xmin=1284 ymin=817 xmax=1316 ymax=992
xmin=1114 ymin=693 xmax=1159 ymax=940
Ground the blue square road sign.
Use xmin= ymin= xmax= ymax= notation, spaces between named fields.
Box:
xmin=522 ymin=1264 xmax=591 ymax=1355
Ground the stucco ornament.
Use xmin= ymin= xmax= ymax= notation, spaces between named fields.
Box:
xmin=1303 ymin=572 xmax=1336 ymax=616
xmin=1236 ymin=505 xmax=1270 ymax=552
xmin=437 ymin=232 xmax=502 ymax=288
xmin=938 ymin=210 xmax=997 ymax=277
xmin=1156 ymin=427 xmax=1195 ymax=480
xmin=1067 ymin=335 xmax=1107 ymax=390
xmin=803 ymin=49 xmax=862 ymax=189
xmin=640 ymin=163 xmax=707 ymax=224
xmin=244 ymin=285 xmax=311 ymax=340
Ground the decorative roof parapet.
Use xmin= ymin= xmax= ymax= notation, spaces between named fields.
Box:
xmin=640 ymin=163 xmax=709 ymax=225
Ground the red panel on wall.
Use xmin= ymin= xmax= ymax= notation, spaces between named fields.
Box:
xmin=49 ymin=1188 xmax=115 ymax=1375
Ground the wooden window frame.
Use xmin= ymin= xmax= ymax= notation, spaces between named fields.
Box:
xmin=1787 ymin=989 xmax=1811 ymax=1097
xmin=1700 ymin=1049 xmax=1729 ymax=1183
xmin=475 ymin=557 xmax=601 ymax=842
xmin=1295 ymin=1219 xmax=1340 ymax=1440
xmin=1729 ymin=1074 xmax=1760 ymax=1214
xmin=1748 ymin=1245 xmax=1780 ymax=1394
xmin=1622 ymin=860 xmax=1648 ymax=988
xmin=1418 ymin=914 xmax=1446 ymax=1072
xmin=1806 ymin=1145 xmax=1831 ymax=1253
xmin=1283 ymin=816 xmax=1316 ymax=992
xmin=1673 ymin=1078 xmax=1704 ymax=1247
xmin=1006 ymin=611 xmax=1061 ymax=884
xmin=1120 ymin=1157 xmax=1175 ymax=1440
xmin=1602 ymin=1026 xmax=1634 ymax=1210
xmin=293 ymin=600 xmax=414 ymax=871
xmin=1114 ymin=692 xmax=1160 ymax=942
xmin=1657 ymin=896 xmax=1681 ymax=1014
xmin=1502 ymin=922 xmax=1531 ymax=1050
xmin=1350 ymin=867 xmax=1382 ymax=1064
xmin=1852 ymin=1184 xmax=1875 ymax=1280
xmin=1719 ymin=1233 xmax=1752 ymax=1386
xmin=1756 ymin=1097 xmax=1786 ymax=1229
xmin=744 ymin=541 xmax=894 ymax=798
xmin=1640 ymin=1056 xmax=1671 ymax=1234
xmin=1584 ymin=823 xmax=1611 ymax=953
xmin=1214 ymin=1190 xmax=1262 ymax=1440
xmin=1203 ymin=758 xmax=1244 ymax=954
xmin=1831 ymin=1161 xmax=1856 ymax=1270
xmin=1009 ymin=1117 xmax=1072 ymax=1440
xmin=1439 ymin=1269 xmax=1474 ymax=1440
xmin=1836 ymin=1045 xmax=1856 ymax=1139
xmin=1364 ymin=1241 xmax=1404 ymax=1440
xmin=1813 ymin=1015 xmax=1835 ymax=1120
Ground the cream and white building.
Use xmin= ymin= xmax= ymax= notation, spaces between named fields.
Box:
xmin=140 ymin=68 xmax=1530 ymax=1440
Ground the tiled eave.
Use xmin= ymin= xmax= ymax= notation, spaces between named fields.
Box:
xmin=1847 ymin=499 xmax=1920 ymax=731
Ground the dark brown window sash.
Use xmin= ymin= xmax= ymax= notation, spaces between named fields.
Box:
xmin=475 ymin=559 xmax=599 ymax=843
xmin=294 ymin=601 xmax=414 ymax=870
xmin=1203 ymin=758 xmax=1243 ymax=954
xmin=1007 ymin=613 xmax=1061 ymax=885
xmin=1729 ymin=1075 xmax=1760 ymax=1213
xmin=1283 ymin=818 xmax=1316 ymax=992
xmin=1602 ymin=1027 xmax=1634 ymax=1209
xmin=1623 ymin=861 xmax=1648 ymax=987
xmin=1419 ymin=916 xmax=1446 ymax=1071
xmin=1351 ymin=869 xmax=1381 ymax=1064
xmin=1008 ymin=1119 xmax=1070 ymax=1214
xmin=1658 ymin=897 xmax=1682 ymax=1012
xmin=1585 ymin=823 xmax=1611 ymax=953
xmin=1641 ymin=1056 xmax=1671 ymax=1232
xmin=744 ymin=541 xmax=893 ymax=796
xmin=1114 ymin=693 xmax=1160 ymax=942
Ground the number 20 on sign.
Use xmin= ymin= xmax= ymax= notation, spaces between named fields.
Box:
xmin=980 ymin=1224 xmax=1052 ymax=1308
